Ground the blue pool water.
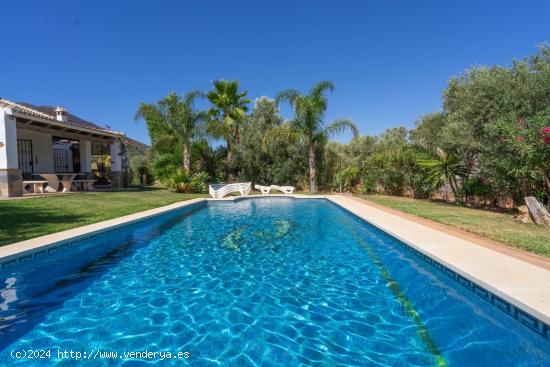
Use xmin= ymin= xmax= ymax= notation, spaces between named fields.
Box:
xmin=0 ymin=198 xmax=549 ymax=366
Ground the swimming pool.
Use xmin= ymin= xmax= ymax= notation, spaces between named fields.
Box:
xmin=0 ymin=198 xmax=548 ymax=366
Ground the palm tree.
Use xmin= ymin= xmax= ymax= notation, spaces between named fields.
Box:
xmin=207 ymin=80 xmax=251 ymax=180
xmin=263 ymin=81 xmax=359 ymax=193
xmin=417 ymin=147 xmax=469 ymax=201
xmin=136 ymin=91 xmax=206 ymax=173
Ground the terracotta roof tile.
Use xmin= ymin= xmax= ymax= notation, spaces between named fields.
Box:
xmin=0 ymin=98 xmax=124 ymax=137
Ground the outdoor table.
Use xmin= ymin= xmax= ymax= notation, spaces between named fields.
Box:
xmin=33 ymin=173 xmax=80 ymax=193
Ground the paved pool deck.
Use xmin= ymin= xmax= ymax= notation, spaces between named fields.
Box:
xmin=352 ymin=195 xmax=550 ymax=271
xmin=328 ymin=195 xmax=550 ymax=325
xmin=1 ymin=193 xmax=549 ymax=326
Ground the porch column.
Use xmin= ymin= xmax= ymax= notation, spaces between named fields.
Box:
xmin=0 ymin=108 xmax=22 ymax=197
xmin=109 ymin=139 xmax=123 ymax=189
xmin=79 ymin=140 xmax=92 ymax=179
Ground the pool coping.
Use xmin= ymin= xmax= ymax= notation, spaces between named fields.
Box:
xmin=1 ymin=194 xmax=549 ymax=338
xmin=353 ymin=195 xmax=550 ymax=271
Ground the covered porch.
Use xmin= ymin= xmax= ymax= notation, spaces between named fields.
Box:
xmin=0 ymin=100 xmax=124 ymax=197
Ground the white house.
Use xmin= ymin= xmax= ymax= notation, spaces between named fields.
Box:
xmin=0 ymin=98 xmax=125 ymax=197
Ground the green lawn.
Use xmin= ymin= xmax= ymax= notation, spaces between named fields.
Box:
xmin=0 ymin=188 xmax=207 ymax=246
xmin=360 ymin=195 xmax=550 ymax=258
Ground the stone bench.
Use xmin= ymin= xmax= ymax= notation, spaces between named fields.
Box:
xmin=71 ymin=179 xmax=96 ymax=191
xmin=22 ymin=180 xmax=48 ymax=194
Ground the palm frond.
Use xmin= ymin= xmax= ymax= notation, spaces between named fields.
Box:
xmin=205 ymin=117 xmax=228 ymax=139
xmin=417 ymin=153 xmax=469 ymax=192
xmin=136 ymin=89 xmax=208 ymax=157
xmin=323 ymin=118 xmax=359 ymax=138
xmin=309 ymin=81 xmax=335 ymax=100
xmin=261 ymin=124 xmax=301 ymax=152
xmin=206 ymin=79 xmax=250 ymax=143
xmin=134 ymin=102 xmax=161 ymax=122
xmin=152 ymin=133 xmax=178 ymax=152
xmin=275 ymin=89 xmax=300 ymax=106
xmin=183 ymin=90 xmax=204 ymax=107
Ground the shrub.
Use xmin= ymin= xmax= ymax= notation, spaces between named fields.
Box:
xmin=152 ymin=153 xmax=183 ymax=182
xmin=166 ymin=170 xmax=209 ymax=193
xmin=166 ymin=169 xmax=190 ymax=193
xmin=459 ymin=177 xmax=493 ymax=204
xmin=332 ymin=166 xmax=361 ymax=192
xmin=190 ymin=172 xmax=209 ymax=193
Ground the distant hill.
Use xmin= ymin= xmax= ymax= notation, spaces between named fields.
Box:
xmin=123 ymin=137 xmax=150 ymax=156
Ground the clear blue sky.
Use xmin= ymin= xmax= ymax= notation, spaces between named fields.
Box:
xmin=2 ymin=0 xmax=549 ymax=144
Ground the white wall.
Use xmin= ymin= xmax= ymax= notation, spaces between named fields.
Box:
xmin=16 ymin=129 xmax=54 ymax=172
xmin=0 ymin=108 xmax=19 ymax=169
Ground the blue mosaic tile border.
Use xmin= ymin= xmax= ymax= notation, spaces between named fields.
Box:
xmin=331 ymin=200 xmax=550 ymax=342
xmin=1 ymin=227 xmax=122 ymax=270
xmin=395 ymin=239 xmax=549 ymax=340
xmin=1 ymin=201 xmax=207 ymax=271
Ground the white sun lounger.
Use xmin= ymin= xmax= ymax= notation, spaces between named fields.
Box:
xmin=270 ymin=185 xmax=295 ymax=195
xmin=209 ymin=182 xmax=252 ymax=198
xmin=254 ymin=184 xmax=271 ymax=195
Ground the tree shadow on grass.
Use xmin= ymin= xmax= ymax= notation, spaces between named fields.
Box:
xmin=0 ymin=203 xmax=86 ymax=246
